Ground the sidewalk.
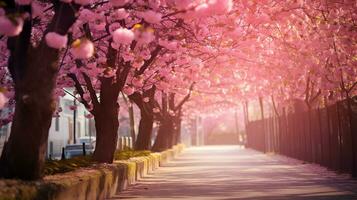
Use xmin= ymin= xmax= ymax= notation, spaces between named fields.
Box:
xmin=110 ymin=146 xmax=357 ymax=200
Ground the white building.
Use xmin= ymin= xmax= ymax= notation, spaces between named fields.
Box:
xmin=47 ymin=92 xmax=96 ymax=158
xmin=0 ymin=92 xmax=96 ymax=158
xmin=0 ymin=91 xmax=135 ymax=158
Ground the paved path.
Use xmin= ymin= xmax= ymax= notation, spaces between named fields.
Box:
xmin=110 ymin=146 xmax=357 ymax=200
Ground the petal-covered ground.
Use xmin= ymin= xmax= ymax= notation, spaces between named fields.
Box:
xmin=110 ymin=146 xmax=357 ymax=200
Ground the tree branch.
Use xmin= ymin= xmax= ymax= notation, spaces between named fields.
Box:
xmin=82 ymin=72 xmax=100 ymax=108
xmin=174 ymin=83 xmax=195 ymax=111
xmin=136 ymin=46 xmax=162 ymax=75
xmin=67 ymin=73 xmax=91 ymax=109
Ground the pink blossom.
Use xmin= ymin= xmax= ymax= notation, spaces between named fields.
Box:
xmin=194 ymin=3 xmax=210 ymax=17
xmin=114 ymin=9 xmax=129 ymax=20
xmin=159 ymin=39 xmax=177 ymax=50
xmin=112 ymin=28 xmax=134 ymax=45
xmin=0 ymin=16 xmax=23 ymax=37
xmin=103 ymin=67 xmax=116 ymax=78
xmin=123 ymin=85 xmax=135 ymax=95
xmin=45 ymin=32 xmax=68 ymax=49
xmin=143 ymin=97 xmax=149 ymax=102
xmin=139 ymin=10 xmax=162 ymax=24
xmin=168 ymin=110 xmax=175 ymax=116
xmin=85 ymin=113 xmax=94 ymax=119
xmin=79 ymin=9 xmax=96 ymax=22
xmin=208 ymin=0 xmax=233 ymax=14
xmin=74 ymin=0 xmax=93 ymax=5
xmin=97 ymin=57 xmax=107 ymax=63
xmin=110 ymin=0 xmax=131 ymax=7
xmin=69 ymin=105 xmax=77 ymax=111
xmin=122 ymin=51 xmax=134 ymax=62
xmin=175 ymin=0 xmax=191 ymax=9
xmin=132 ymin=77 xmax=144 ymax=87
xmin=32 ymin=1 xmax=44 ymax=18
xmin=15 ymin=0 xmax=32 ymax=5
xmin=83 ymin=93 xmax=91 ymax=102
xmin=135 ymin=31 xmax=155 ymax=45
xmin=70 ymin=39 xmax=94 ymax=59
xmin=93 ymin=22 xmax=106 ymax=31
xmin=132 ymin=60 xmax=144 ymax=69
xmin=153 ymin=107 xmax=160 ymax=113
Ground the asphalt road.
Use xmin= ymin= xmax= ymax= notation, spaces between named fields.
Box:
xmin=109 ymin=146 xmax=357 ymax=200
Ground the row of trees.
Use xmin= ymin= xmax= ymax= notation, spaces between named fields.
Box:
xmin=0 ymin=0 xmax=234 ymax=180
xmin=186 ymin=0 xmax=357 ymax=176
xmin=0 ymin=0 xmax=356 ymax=180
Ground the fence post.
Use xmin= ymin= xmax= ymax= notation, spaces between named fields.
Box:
xmin=61 ymin=147 xmax=65 ymax=160
xmin=317 ymin=107 xmax=324 ymax=165
xmin=82 ymin=142 xmax=86 ymax=156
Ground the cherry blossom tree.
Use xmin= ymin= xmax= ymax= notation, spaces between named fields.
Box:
xmin=0 ymin=0 xmax=92 ymax=180
xmin=0 ymin=0 xmax=356 ymax=180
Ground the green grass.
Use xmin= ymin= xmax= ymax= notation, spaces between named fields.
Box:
xmin=114 ymin=148 xmax=151 ymax=160
xmin=43 ymin=149 xmax=152 ymax=176
xmin=44 ymin=156 xmax=95 ymax=176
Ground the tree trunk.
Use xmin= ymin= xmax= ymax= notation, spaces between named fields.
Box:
xmin=258 ymin=97 xmax=266 ymax=152
xmin=135 ymin=112 xmax=154 ymax=150
xmin=0 ymin=62 xmax=56 ymax=179
xmin=93 ymin=103 xmax=119 ymax=163
xmin=129 ymin=88 xmax=156 ymax=150
xmin=0 ymin=1 xmax=79 ymax=180
xmin=92 ymin=78 xmax=120 ymax=163
xmin=173 ymin=117 xmax=182 ymax=145
xmin=152 ymin=121 xmax=168 ymax=152
xmin=166 ymin=117 xmax=175 ymax=148
xmin=346 ymin=96 xmax=357 ymax=177
xmin=152 ymin=118 xmax=174 ymax=152
xmin=128 ymin=104 xmax=136 ymax=143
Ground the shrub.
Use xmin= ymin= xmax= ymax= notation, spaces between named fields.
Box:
xmin=44 ymin=156 xmax=95 ymax=176
xmin=114 ymin=148 xmax=151 ymax=160
xmin=43 ymin=149 xmax=151 ymax=176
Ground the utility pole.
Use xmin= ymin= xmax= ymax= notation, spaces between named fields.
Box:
xmin=73 ymin=99 xmax=77 ymax=144
xmin=234 ymin=108 xmax=240 ymax=144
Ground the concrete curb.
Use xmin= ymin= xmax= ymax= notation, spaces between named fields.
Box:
xmin=0 ymin=144 xmax=185 ymax=200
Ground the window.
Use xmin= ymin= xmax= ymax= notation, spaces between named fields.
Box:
xmin=77 ymin=121 xmax=81 ymax=137
xmin=55 ymin=117 xmax=60 ymax=131
xmin=0 ymin=124 xmax=9 ymax=136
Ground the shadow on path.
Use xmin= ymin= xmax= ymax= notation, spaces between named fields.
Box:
xmin=109 ymin=146 xmax=357 ymax=200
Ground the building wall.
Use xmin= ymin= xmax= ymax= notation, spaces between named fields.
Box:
xmin=47 ymin=93 xmax=96 ymax=158
xmin=0 ymin=124 xmax=10 ymax=154
xmin=0 ymin=91 xmax=133 ymax=158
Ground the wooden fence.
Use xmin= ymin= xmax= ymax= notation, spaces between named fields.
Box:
xmin=246 ymin=100 xmax=357 ymax=177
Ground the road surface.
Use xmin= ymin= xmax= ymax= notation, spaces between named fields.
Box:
xmin=110 ymin=146 xmax=357 ymax=200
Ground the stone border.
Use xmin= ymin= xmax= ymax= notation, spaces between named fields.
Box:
xmin=0 ymin=144 xmax=185 ymax=200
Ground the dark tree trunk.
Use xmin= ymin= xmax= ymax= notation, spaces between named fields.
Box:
xmin=93 ymin=106 xmax=119 ymax=163
xmin=0 ymin=2 xmax=78 ymax=180
xmin=129 ymin=87 xmax=156 ymax=150
xmin=167 ymin=118 xmax=175 ymax=148
xmin=152 ymin=121 xmax=167 ymax=152
xmin=128 ymin=104 xmax=136 ymax=142
xmin=346 ymin=96 xmax=357 ymax=177
xmin=135 ymin=112 xmax=154 ymax=150
xmin=173 ymin=117 xmax=182 ymax=145
xmin=258 ymin=97 xmax=266 ymax=152
xmin=0 ymin=55 xmax=57 ymax=179
xmin=89 ymin=41 xmax=132 ymax=163
xmin=152 ymin=118 xmax=174 ymax=152
xmin=92 ymin=78 xmax=120 ymax=163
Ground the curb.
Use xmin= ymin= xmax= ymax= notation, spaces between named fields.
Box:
xmin=0 ymin=144 xmax=185 ymax=200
